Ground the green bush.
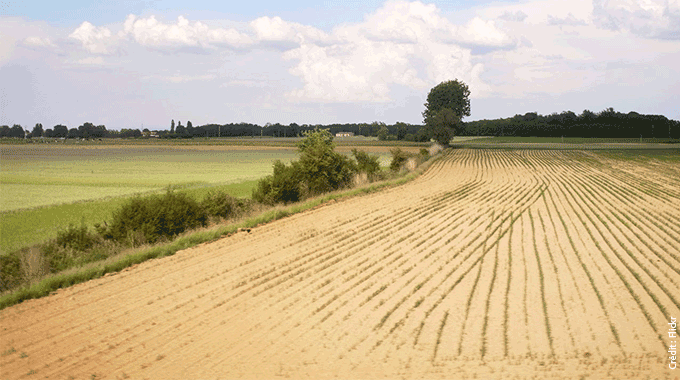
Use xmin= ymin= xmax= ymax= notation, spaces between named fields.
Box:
xmin=298 ymin=129 xmax=356 ymax=195
xmin=390 ymin=148 xmax=412 ymax=171
xmin=41 ymin=224 xmax=105 ymax=272
xmin=0 ymin=252 xmax=22 ymax=292
xmin=253 ymin=160 xmax=305 ymax=205
xmin=104 ymin=189 xmax=208 ymax=245
xmin=352 ymin=148 xmax=381 ymax=178
xmin=55 ymin=223 xmax=99 ymax=252
xmin=201 ymin=190 xmax=252 ymax=219
xmin=253 ymin=130 xmax=358 ymax=204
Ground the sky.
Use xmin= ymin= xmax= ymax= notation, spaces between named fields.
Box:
xmin=1 ymin=0 xmax=678 ymax=130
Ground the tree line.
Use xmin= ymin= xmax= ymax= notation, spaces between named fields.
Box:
xmin=2 ymin=108 xmax=678 ymax=141
xmin=462 ymin=108 xmax=680 ymax=139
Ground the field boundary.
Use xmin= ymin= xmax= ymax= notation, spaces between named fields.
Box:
xmin=0 ymin=153 xmax=442 ymax=310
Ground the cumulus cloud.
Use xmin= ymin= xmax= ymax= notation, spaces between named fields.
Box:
xmin=121 ymin=15 xmax=253 ymax=50
xmin=498 ymin=10 xmax=528 ymax=22
xmin=250 ymin=16 xmax=328 ymax=46
xmin=283 ymin=1 xmax=495 ymax=103
xmin=592 ymin=0 xmax=680 ymax=39
xmin=453 ymin=17 xmax=517 ymax=50
xmin=69 ymin=21 xmax=113 ymax=54
xmin=548 ymin=13 xmax=588 ymax=26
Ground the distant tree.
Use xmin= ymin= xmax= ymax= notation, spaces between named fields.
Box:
xmin=187 ymin=120 xmax=192 ymax=129
xmin=9 ymin=124 xmax=24 ymax=138
xmin=44 ymin=128 xmax=53 ymax=138
xmin=423 ymin=79 xmax=470 ymax=146
xmin=0 ymin=125 xmax=9 ymax=137
xmin=170 ymin=119 xmax=175 ymax=134
xmin=395 ymin=122 xmax=408 ymax=140
xmin=176 ymin=121 xmax=185 ymax=135
xmin=53 ymin=124 xmax=68 ymax=138
xmin=377 ymin=124 xmax=389 ymax=141
xmin=32 ymin=123 xmax=44 ymax=138
xmin=67 ymin=128 xmax=80 ymax=139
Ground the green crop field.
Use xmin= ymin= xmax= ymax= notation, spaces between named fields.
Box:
xmin=0 ymin=144 xmax=302 ymax=253
xmin=0 ymin=142 xmax=406 ymax=254
xmin=0 ymin=144 xmax=301 ymax=212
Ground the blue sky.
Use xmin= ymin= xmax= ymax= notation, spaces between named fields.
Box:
xmin=1 ymin=0 xmax=678 ymax=130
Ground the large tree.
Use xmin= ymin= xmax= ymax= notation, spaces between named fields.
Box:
xmin=9 ymin=124 xmax=24 ymax=138
xmin=53 ymin=124 xmax=68 ymax=138
xmin=32 ymin=123 xmax=44 ymax=138
xmin=422 ymin=79 xmax=471 ymax=146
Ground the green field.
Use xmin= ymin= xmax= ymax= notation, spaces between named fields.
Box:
xmin=0 ymin=144 xmax=302 ymax=253
xmin=0 ymin=144 xmax=302 ymax=211
xmin=0 ymin=142 xmax=407 ymax=254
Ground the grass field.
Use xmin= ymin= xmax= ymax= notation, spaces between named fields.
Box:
xmin=1 ymin=149 xmax=678 ymax=379
xmin=0 ymin=144 xmax=300 ymax=212
xmin=0 ymin=143 xmax=417 ymax=253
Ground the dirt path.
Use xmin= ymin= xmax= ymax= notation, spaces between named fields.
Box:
xmin=2 ymin=150 xmax=679 ymax=379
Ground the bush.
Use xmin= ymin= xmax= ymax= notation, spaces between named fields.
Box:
xmin=254 ymin=129 xmax=358 ymax=204
xmin=40 ymin=224 xmax=104 ymax=272
xmin=55 ymin=223 xmax=99 ymax=252
xmin=298 ymin=129 xmax=356 ymax=195
xmin=0 ymin=252 xmax=22 ymax=292
xmin=201 ymin=190 xmax=252 ymax=219
xmin=352 ymin=148 xmax=381 ymax=178
xmin=389 ymin=148 xmax=412 ymax=171
xmin=104 ymin=189 xmax=208 ymax=245
xmin=253 ymin=160 xmax=305 ymax=205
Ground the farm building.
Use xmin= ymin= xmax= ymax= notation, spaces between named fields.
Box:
xmin=335 ymin=131 xmax=354 ymax=137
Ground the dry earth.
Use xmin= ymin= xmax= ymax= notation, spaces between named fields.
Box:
xmin=2 ymin=149 xmax=680 ymax=380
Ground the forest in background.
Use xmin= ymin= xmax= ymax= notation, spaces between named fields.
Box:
xmin=2 ymin=107 xmax=679 ymax=141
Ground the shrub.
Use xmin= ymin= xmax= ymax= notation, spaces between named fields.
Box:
xmin=0 ymin=252 xmax=22 ymax=292
xmin=55 ymin=223 xmax=99 ymax=252
xmin=298 ymin=129 xmax=357 ymax=195
xmin=253 ymin=160 xmax=305 ymax=205
xmin=389 ymin=148 xmax=413 ymax=171
xmin=352 ymin=148 xmax=381 ymax=179
xmin=201 ymin=190 xmax=252 ymax=219
xmin=104 ymin=189 xmax=208 ymax=245
xmin=254 ymin=129 xmax=358 ymax=204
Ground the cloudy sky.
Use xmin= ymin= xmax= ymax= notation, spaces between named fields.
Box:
xmin=1 ymin=0 xmax=678 ymax=130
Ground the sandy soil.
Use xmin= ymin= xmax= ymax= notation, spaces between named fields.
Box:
xmin=2 ymin=149 xmax=679 ymax=379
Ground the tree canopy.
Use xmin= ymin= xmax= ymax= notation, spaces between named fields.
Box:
xmin=423 ymin=79 xmax=471 ymax=145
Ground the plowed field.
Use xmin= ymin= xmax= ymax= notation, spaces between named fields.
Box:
xmin=2 ymin=149 xmax=680 ymax=379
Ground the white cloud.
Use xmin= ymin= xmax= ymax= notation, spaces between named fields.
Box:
xmin=453 ymin=17 xmax=516 ymax=49
xmin=143 ymin=73 xmax=216 ymax=83
xmin=547 ymin=13 xmax=588 ymax=26
xmin=593 ymin=0 xmax=680 ymax=39
xmin=281 ymin=1 xmax=505 ymax=103
xmin=23 ymin=36 xmax=56 ymax=47
xmin=69 ymin=21 xmax=113 ymax=54
xmin=498 ymin=10 xmax=528 ymax=22
xmin=250 ymin=16 xmax=328 ymax=45
xmin=76 ymin=56 xmax=105 ymax=65
xmin=121 ymin=15 xmax=253 ymax=49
